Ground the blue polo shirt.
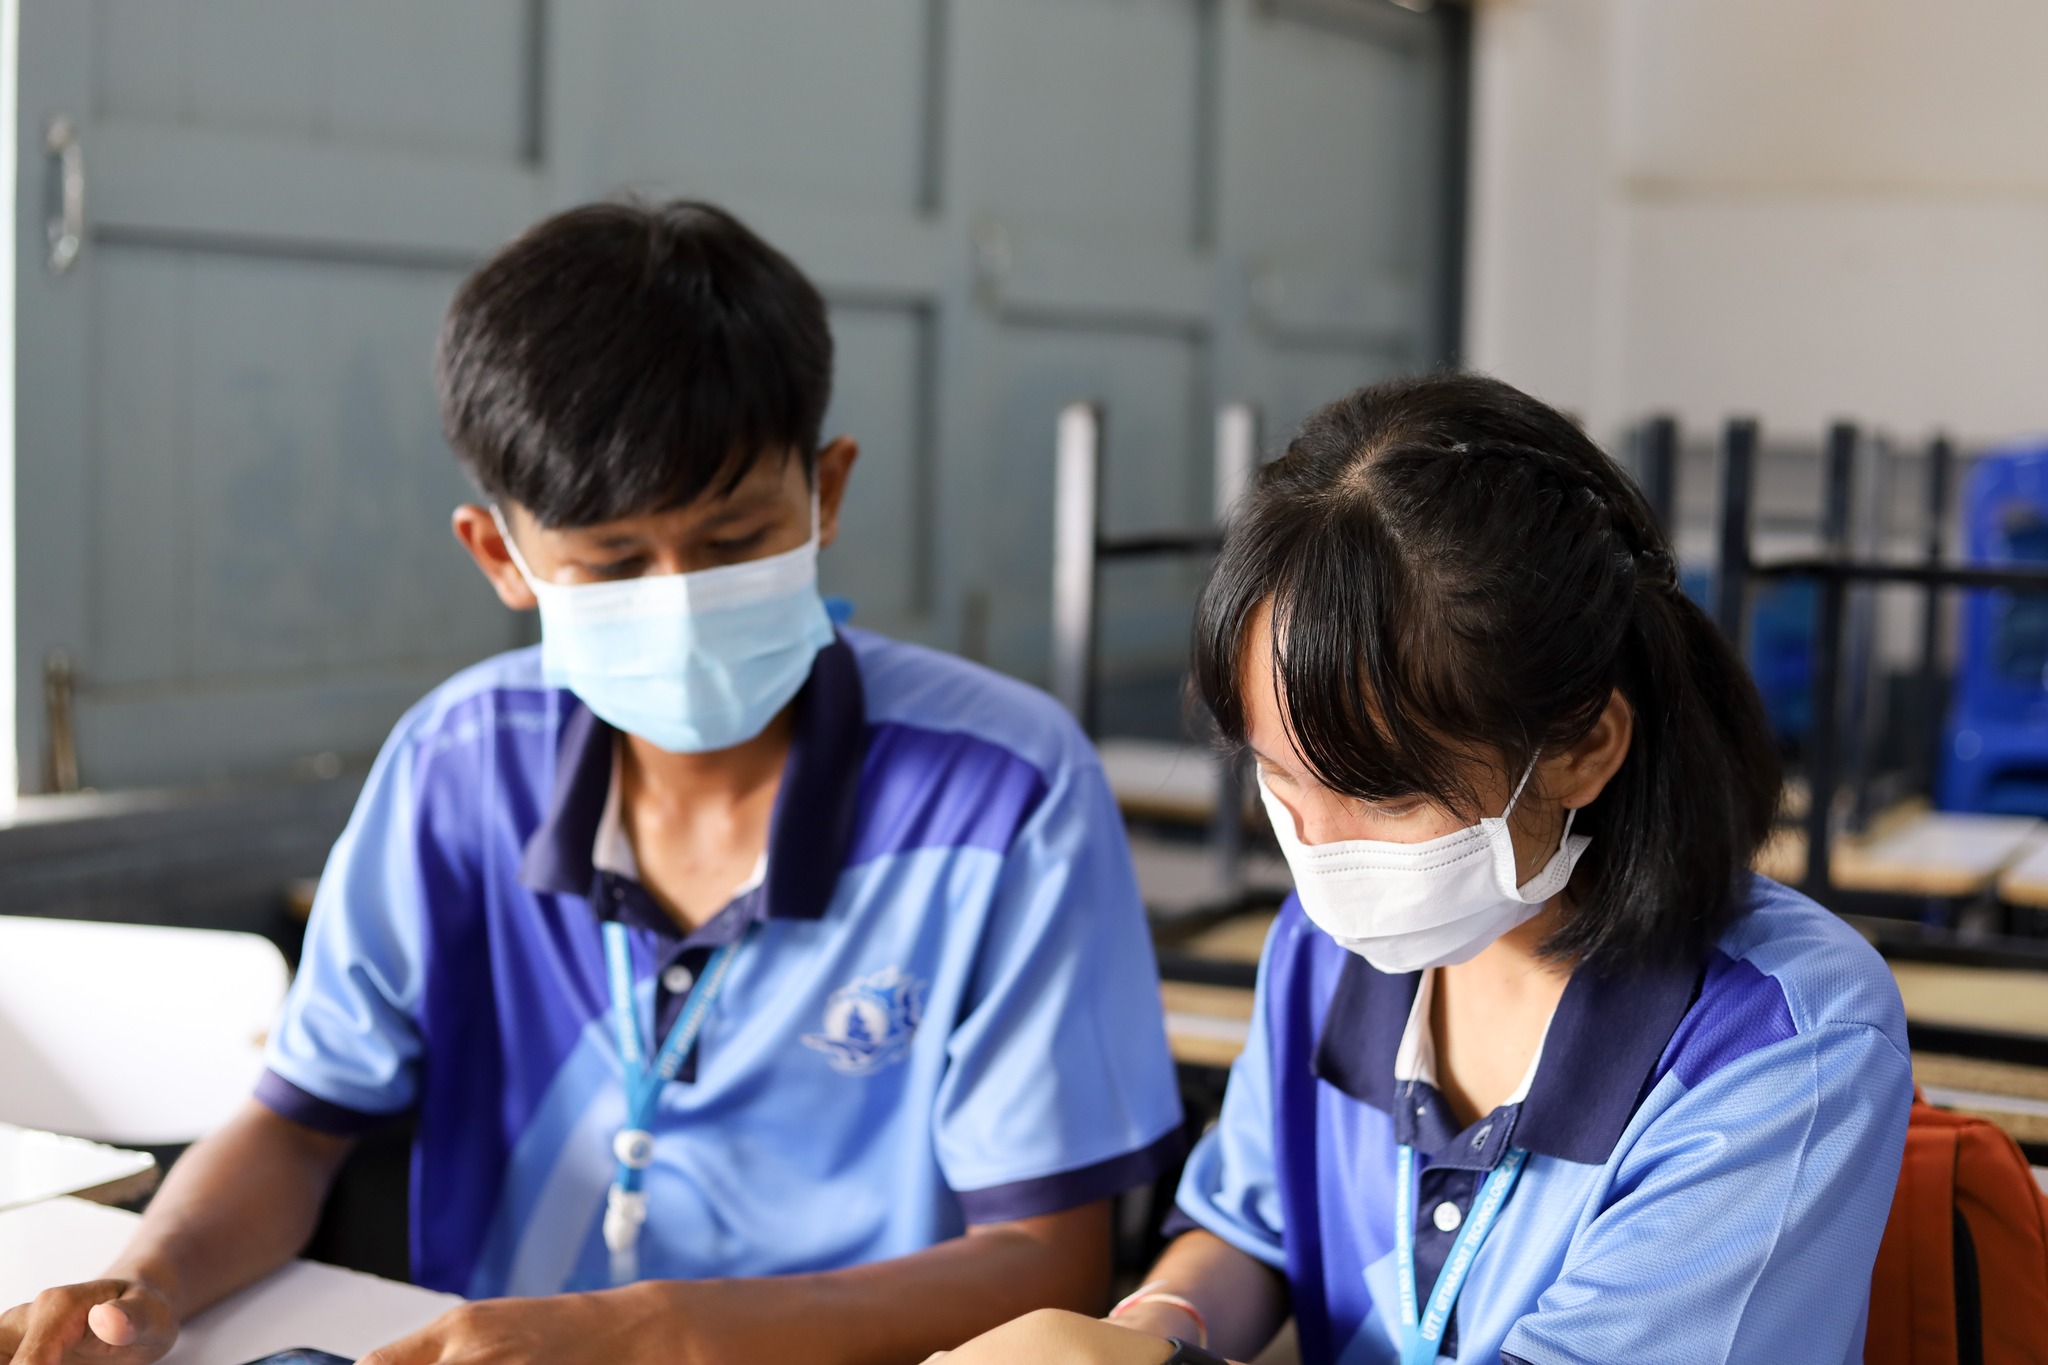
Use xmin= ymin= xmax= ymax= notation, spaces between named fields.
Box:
xmin=258 ymin=629 xmax=1184 ymax=1296
xmin=1172 ymin=875 xmax=1913 ymax=1365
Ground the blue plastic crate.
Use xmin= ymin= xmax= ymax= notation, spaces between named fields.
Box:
xmin=1683 ymin=568 xmax=1813 ymax=747
xmin=1941 ymin=438 xmax=2048 ymax=815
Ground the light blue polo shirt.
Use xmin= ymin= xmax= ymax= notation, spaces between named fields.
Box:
xmin=258 ymin=629 xmax=1184 ymax=1296
xmin=1171 ymin=875 xmax=1913 ymax=1364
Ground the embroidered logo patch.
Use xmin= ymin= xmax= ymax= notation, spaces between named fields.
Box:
xmin=802 ymin=966 xmax=926 ymax=1077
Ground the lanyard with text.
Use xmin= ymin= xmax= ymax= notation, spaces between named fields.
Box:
xmin=1394 ymin=1143 xmax=1527 ymax=1365
xmin=600 ymin=919 xmax=744 ymax=1286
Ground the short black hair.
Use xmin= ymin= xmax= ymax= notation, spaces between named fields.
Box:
xmin=1194 ymin=372 xmax=1782 ymax=972
xmin=436 ymin=199 xmax=833 ymax=528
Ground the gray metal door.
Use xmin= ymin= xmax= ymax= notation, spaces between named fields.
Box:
xmin=16 ymin=2 xmax=548 ymax=791
xmin=13 ymin=0 xmax=1460 ymax=793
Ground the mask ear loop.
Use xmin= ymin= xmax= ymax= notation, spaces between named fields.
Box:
xmin=1500 ymin=749 xmax=1581 ymax=862
xmin=490 ymin=505 xmax=543 ymax=587
xmin=1501 ymin=752 xmax=1541 ymax=819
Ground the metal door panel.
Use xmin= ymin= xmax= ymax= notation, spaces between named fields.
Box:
xmin=78 ymin=244 xmax=507 ymax=784
xmin=88 ymin=248 xmax=186 ymax=687
xmin=970 ymin=0 xmax=1205 ymax=244
xmin=550 ymin=0 xmax=938 ymax=216
xmin=989 ymin=230 xmax=1210 ymax=331
xmin=18 ymin=1 xmax=100 ymax=794
xmin=113 ymin=2 xmax=328 ymax=138
xmin=16 ymin=0 xmax=1463 ymax=790
xmin=20 ymin=2 xmax=541 ymax=791
xmin=90 ymin=124 xmax=542 ymax=261
xmin=819 ymin=303 xmax=934 ymax=642
xmin=1229 ymin=13 xmax=1427 ymax=270
xmin=1224 ymin=2 xmax=1447 ymax=365
xmin=180 ymin=253 xmax=494 ymax=675
xmin=94 ymin=0 xmax=532 ymax=159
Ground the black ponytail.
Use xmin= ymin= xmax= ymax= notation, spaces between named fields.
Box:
xmin=1193 ymin=372 xmax=1781 ymax=971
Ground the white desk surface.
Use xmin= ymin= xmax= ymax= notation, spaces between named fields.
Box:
xmin=0 ymin=1124 xmax=155 ymax=1212
xmin=0 ymin=1198 xmax=456 ymax=1364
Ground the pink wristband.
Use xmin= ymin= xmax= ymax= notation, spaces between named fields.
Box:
xmin=1109 ymin=1282 xmax=1208 ymax=1349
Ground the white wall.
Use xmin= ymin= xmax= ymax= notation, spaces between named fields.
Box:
xmin=1465 ymin=0 xmax=2048 ymax=449
xmin=0 ymin=0 xmax=16 ymax=807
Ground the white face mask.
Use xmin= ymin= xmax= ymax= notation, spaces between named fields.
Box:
xmin=1258 ymin=760 xmax=1591 ymax=975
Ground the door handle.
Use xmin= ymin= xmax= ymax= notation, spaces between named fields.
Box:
xmin=44 ymin=113 xmax=83 ymax=274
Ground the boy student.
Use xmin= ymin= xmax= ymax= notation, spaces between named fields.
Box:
xmin=0 ymin=201 xmax=1183 ymax=1365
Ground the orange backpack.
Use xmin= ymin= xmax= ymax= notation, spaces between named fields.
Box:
xmin=1867 ymin=1093 xmax=2048 ymax=1365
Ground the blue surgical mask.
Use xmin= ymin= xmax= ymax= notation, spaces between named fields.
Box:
xmin=493 ymin=503 xmax=834 ymax=753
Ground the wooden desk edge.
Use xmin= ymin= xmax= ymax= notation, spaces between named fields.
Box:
xmin=1832 ymin=867 xmax=2000 ymax=899
xmin=1998 ymin=870 xmax=2048 ymax=909
xmin=1168 ymin=1035 xmax=1248 ymax=1071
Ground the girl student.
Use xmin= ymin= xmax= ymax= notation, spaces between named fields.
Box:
xmin=934 ymin=373 xmax=1913 ymax=1365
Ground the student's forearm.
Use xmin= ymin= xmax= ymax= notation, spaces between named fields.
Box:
xmin=106 ymin=1100 xmax=354 ymax=1320
xmin=1112 ymin=1230 xmax=1287 ymax=1362
xmin=623 ymin=1202 xmax=1110 ymax=1365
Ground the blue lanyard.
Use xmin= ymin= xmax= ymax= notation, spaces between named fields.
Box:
xmin=599 ymin=919 xmax=744 ymax=1284
xmin=1394 ymin=1144 xmax=1527 ymax=1365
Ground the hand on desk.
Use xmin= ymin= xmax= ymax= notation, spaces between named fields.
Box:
xmin=0 ymin=1278 xmax=179 ymax=1365
xmin=361 ymin=1290 xmax=649 ymax=1365
xmin=358 ymin=1281 xmax=795 ymax=1365
xmin=919 ymin=1310 xmax=1181 ymax=1365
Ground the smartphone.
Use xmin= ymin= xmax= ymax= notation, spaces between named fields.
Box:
xmin=236 ymin=1351 xmax=353 ymax=1365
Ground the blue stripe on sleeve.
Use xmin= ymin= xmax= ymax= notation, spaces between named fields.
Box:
xmin=254 ymin=1067 xmax=402 ymax=1136
xmin=954 ymin=1126 xmax=1186 ymax=1223
xmin=848 ymin=722 xmax=1049 ymax=865
xmin=1653 ymin=949 xmax=1798 ymax=1091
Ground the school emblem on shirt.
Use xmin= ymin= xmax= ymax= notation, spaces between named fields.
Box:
xmin=802 ymin=966 xmax=925 ymax=1077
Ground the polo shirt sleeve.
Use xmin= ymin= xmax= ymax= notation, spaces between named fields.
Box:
xmin=255 ymin=709 xmax=440 ymax=1134
xmin=1166 ymin=922 xmax=1289 ymax=1270
xmin=933 ymin=744 xmax=1185 ymax=1223
xmin=1500 ymin=1020 xmax=1913 ymax=1364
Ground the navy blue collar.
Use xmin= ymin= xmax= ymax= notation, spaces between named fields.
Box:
xmin=1313 ymin=948 xmax=1702 ymax=1166
xmin=518 ymin=636 xmax=867 ymax=923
